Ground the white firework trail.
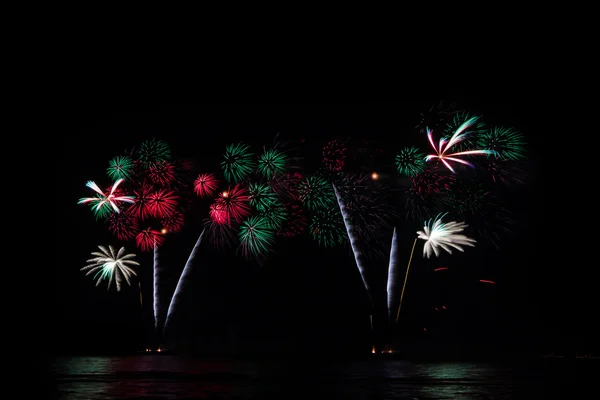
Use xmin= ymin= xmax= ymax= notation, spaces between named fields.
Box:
xmin=163 ymin=227 xmax=206 ymax=335
xmin=387 ymin=227 xmax=400 ymax=321
xmin=332 ymin=184 xmax=373 ymax=306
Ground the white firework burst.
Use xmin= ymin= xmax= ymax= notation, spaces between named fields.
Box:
xmin=81 ymin=245 xmax=139 ymax=291
xmin=417 ymin=213 xmax=476 ymax=258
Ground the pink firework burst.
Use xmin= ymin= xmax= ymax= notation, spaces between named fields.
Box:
xmin=147 ymin=161 xmax=176 ymax=186
xmin=136 ymin=228 xmax=165 ymax=252
xmin=214 ymin=184 xmax=251 ymax=224
xmin=209 ymin=203 xmax=229 ymax=225
xmin=194 ymin=172 xmax=219 ymax=198
xmin=107 ymin=211 xmax=140 ymax=240
xmin=425 ymin=116 xmax=494 ymax=173
xmin=147 ymin=188 xmax=179 ymax=218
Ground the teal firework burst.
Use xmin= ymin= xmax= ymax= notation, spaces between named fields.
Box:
xmin=310 ymin=206 xmax=346 ymax=248
xmin=137 ymin=138 xmax=172 ymax=167
xmin=221 ymin=142 xmax=256 ymax=182
xmin=258 ymin=200 xmax=287 ymax=230
xmin=298 ymin=175 xmax=335 ymax=210
xmin=248 ymin=182 xmax=278 ymax=211
xmin=442 ymin=111 xmax=487 ymax=152
xmin=107 ymin=156 xmax=134 ymax=180
xmin=238 ymin=215 xmax=276 ymax=261
xmin=395 ymin=147 xmax=426 ymax=177
xmin=257 ymin=148 xmax=287 ymax=179
xmin=477 ymin=126 xmax=526 ymax=160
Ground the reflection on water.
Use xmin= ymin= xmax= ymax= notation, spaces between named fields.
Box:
xmin=50 ymin=355 xmax=588 ymax=399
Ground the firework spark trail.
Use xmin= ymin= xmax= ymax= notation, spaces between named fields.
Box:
xmin=387 ymin=227 xmax=399 ymax=321
xmin=164 ymin=227 xmax=206 ymax=335
xmin=153 ymin=239 xmax=160 ymax=331
xmin=332 ymin=184 xmax=373 ymax=306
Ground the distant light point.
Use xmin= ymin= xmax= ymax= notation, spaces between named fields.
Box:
xmin=371 ymin=172 xmax=379 ymax=180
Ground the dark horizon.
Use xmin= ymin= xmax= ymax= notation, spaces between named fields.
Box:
xmin=54 ymin=101 xmax=588 ymax=358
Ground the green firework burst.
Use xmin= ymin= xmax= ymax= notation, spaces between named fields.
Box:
xmin=258 ymin=200 xmax=288 ymax=230
xmin=248 ymin=182 xmax=278 ymax=211
xmin=298 ymin=175 xmax=335 ymax=210
xmin=137 ymin=138 xmax=172 ymax=167
xmin=395 ymin=147 xmax=426 ymax=177
xmin=257 ymin=148 xmax=287 ymax=179
xmin=310 ymin=206 xmax=346 ymax=248
xmin=238 ymin=215 xmax=275 ymax=260
xmin=107 ymin=156 xmax=134 ymax=181
xmin=477 ymin=126 xmax=526 ymax=161
xmin=221 ymin=142 xmax=256 ymax=183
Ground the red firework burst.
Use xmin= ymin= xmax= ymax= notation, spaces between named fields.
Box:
xmin=136 ymin=228 xmax=165 ymax=252
xmin=127 ymin=185 xmax=154 ymax=220
xmin=209 ymin=203 xmax=229 ymax=225
xmin=322 ymin=139 xmax=347 ymax=172
xmin=161 ymin=210 xmax=184 ymax=233
xmin=107 ymin=211 xmax=140 ymax=240
xmin=214 ymin=184 xmax=251 ymax=224
xmin=271 ymin=172 xmax=304 ymax=201
xmin=194 ymin=172 xmax=219 ymax=198
xmin=147 ymin=161 xmax=176 ymax=186
xmin=409 ymin=169 xmax=454 ymax=198
xmin=147 ymin=188 xmax=179 ymax=218
xmin=277 ymin=203 xmax=307 ymax=237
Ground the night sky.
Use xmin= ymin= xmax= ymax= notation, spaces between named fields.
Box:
xmin=54 ymin=100 xmax=586 ymax=357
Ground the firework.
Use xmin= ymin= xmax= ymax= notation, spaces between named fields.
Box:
xmin=136 ymin=228 xmax=165 ymax=252
xmin=137 ymin=138 xmax=172 ymax=167
xmin=147 ymin=188 xmax=179 ymax=218
xmin=147 ymin=161 xmax=176 ymax=186
xmin=425 ymin=116 xmax=495 ymax=173
xmin=204 ymin=216 xmax=238 ymax=248
xmin=127 ymin=185 xmax=154 ymax=220
xmin=477 ymin=126 xmax=526 ymax=161
xmin=248 ymin=182 xmax=278 ymax=211
xmin=417 ymin=213 xmax=476 ymax=258
xmin=276 ymin=202 xmax=307 ymax=237
xmin=257 ymin=148 xmax=287 ymax=179
xmin=387 ymin=227 xmax=400 ymax=321
xmin=164 ymin=228 xmax=206 ymax=334
xmin=258 ymin=200 xmax=287 ymax=230
xmin=107 ymin=211 xmax=140 ymax=241
xmin=154 ymin=242 xmax=161 ymax=330
xmin=396 ymin=214 xmax=476 ymax=323
xmin=193 ymin=173 xmax=219 ymax=198
xmin=395 ymin=147 xmax=427 ymax=177
xmin=161 ymin=211 xmax=184 ymax=233
xmin=322 ymin=139 xmax=347 ymax=172
xmin=442 ymin=111 xmax=487 ymax=152
xmin=333 ymin=184 xmax=373 ymax=305
xmin=107 ymin=156 xmax=134 ymax=181
xmin=415 ymin=101 xmax=458 ymax=134
xmin=238 ymin=215 xmax=276 ymax=262
xmin=221 ymin=142 xmax=256 ymax=182
xmin=213 ymin=184 xmax=251 ymax=224
xmin=270 ymin=172 xmax=304 ymax=201
xmin=78 ymin=179 xmax=135 ymax=219
xmin=81 ymin=245 xmax=139 ymax=291
xmin=309 ymin=206 xmax=346 ymax=248
xmin=298 ymin=175 xmax=335 ymax=210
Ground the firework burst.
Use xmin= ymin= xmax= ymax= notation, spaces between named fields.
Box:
xmin=395 ymin=147 xmax=427 ymax=177
xmin=78 ymin=179 xmax=135 ymax=219
xmin=107 ymin=156 xmax=134 ymax=181
xmin=425 ymin=116 xmax=495 ymax=173
xmin=81 ymin=245 xmax=139 ymax=291
xmin=257 ymin=148 xmax=287 ymax=179
xmin=238 ymin=215 xmax=276 ymax=262
xmin=193 ymin=173 xmax=219 ymax=198
xmin=477 ymin=126 xmax=526 ymax=161
xmin=221 ymin=142 xmax=256 ymax=182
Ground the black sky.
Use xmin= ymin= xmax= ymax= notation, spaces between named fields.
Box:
xmin=52 ymin=100 xmax=583 ymax=357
